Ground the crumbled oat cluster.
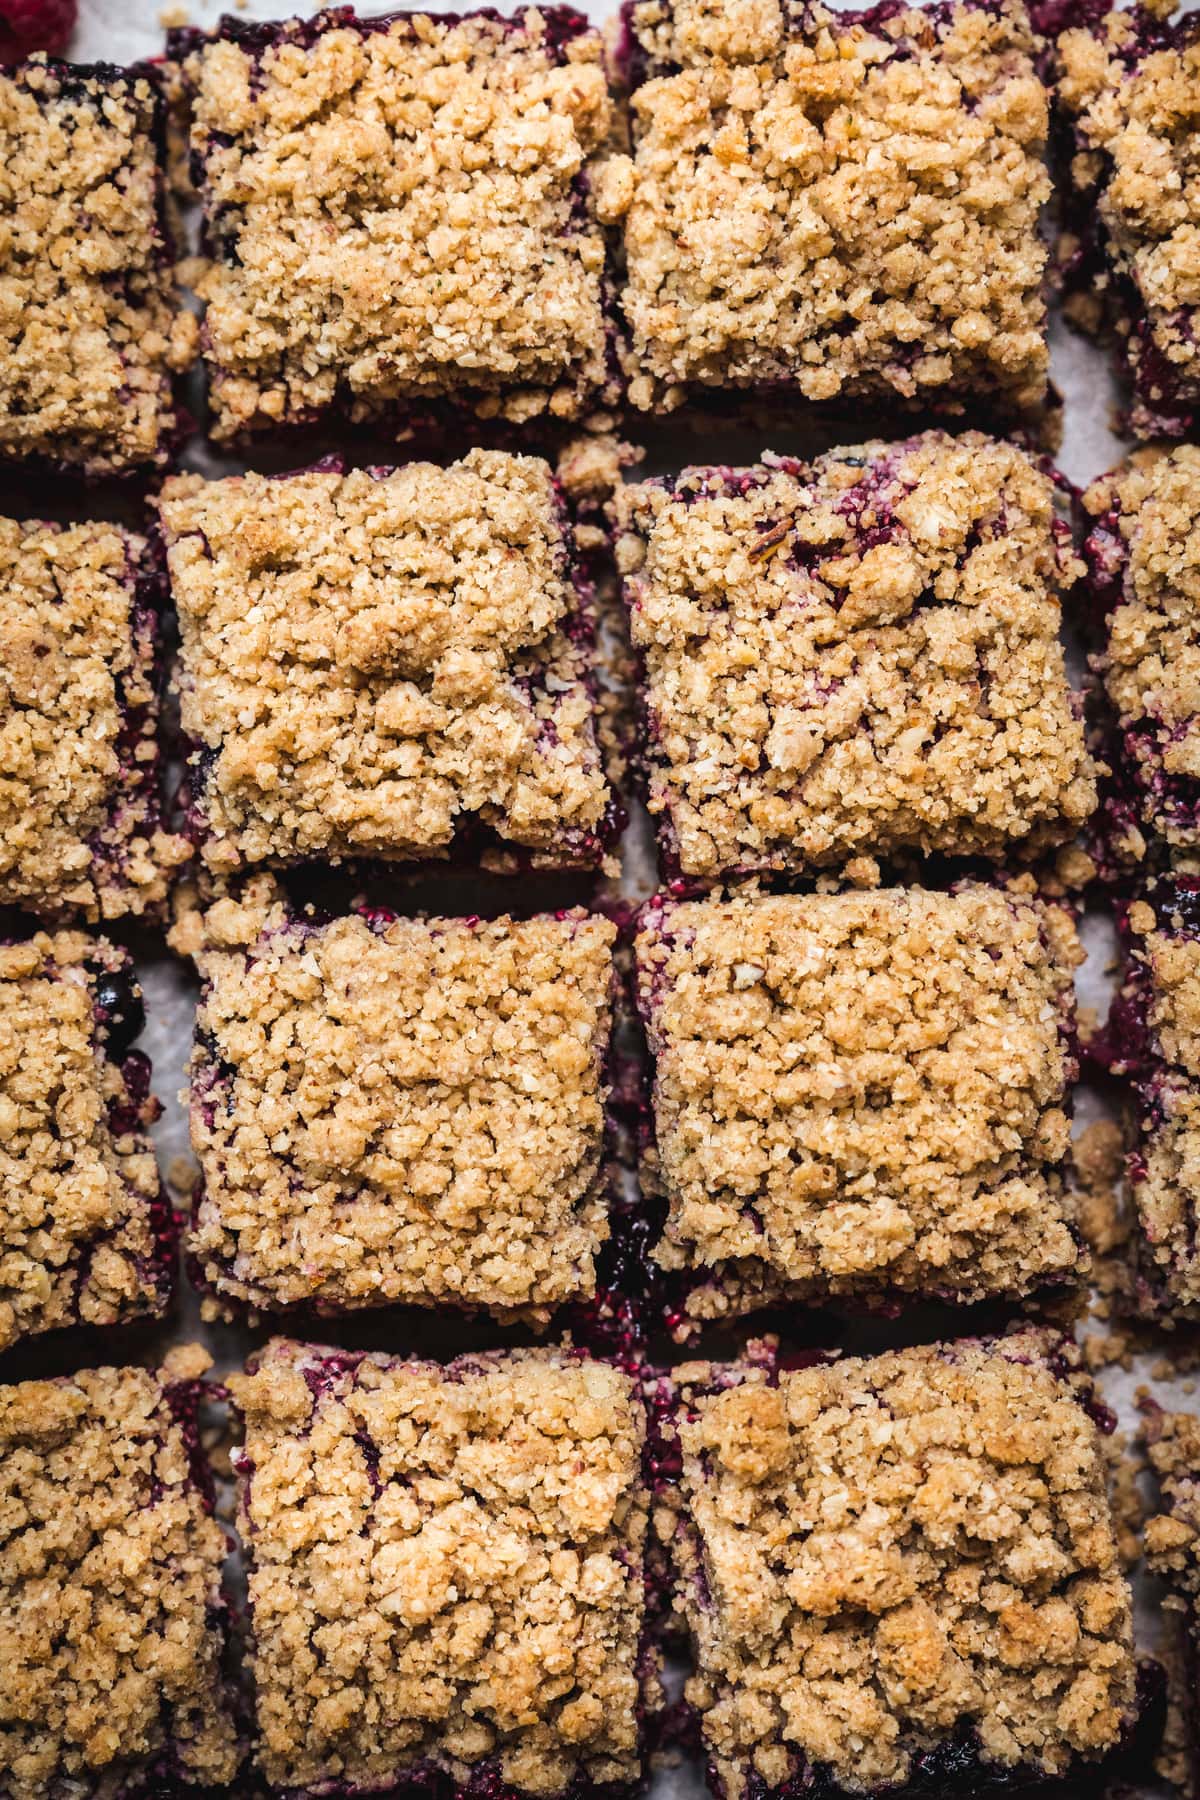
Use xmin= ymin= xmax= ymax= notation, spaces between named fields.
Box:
xmin=1144 ymin=1404 xmax=1200 ymax=1595
xmin=1084 ymin=446 xmax=1200 ymax=856
xmin=613 ymin=0 xmax=1050 ymax=415
xmin=0 ymin=514 xmax=188 ymax=920
xmin=636 ymin=883 xmax=1084 ymax=1320
xmin=0 ymin=57 xmax=195 ymax=473
xmin=1054 ymin=6 xmax=1200 ymax=438
xmin=173 ymin=7 xmax=619 ymax=441
xmin=158 ymin=453 xmax=610 ymax=874
xmin=0 ymin=931 xmax=171 ymax=1350
xmin=614 ymin=432 xmax=1095 ymax=879
xmin=230 ymin=1338 xmax=650 ymax=1797
xmin=0 ymin=1351 xmax=238 ymax=1798
xmin=664 ymin=1330 xmax=1136 ymax=1798
xmin=186 ymin=879 xmax=616 ymax=1323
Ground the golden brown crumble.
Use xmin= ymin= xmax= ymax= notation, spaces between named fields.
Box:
xmin=230 ymin=1338 xmax=649 ymax=1797
xmin=0 ymin=58 xmax=195 ymax=473
xmin=1144 ymin=1405 xmax=1200 ymax=1596
xmin=636 ymin=883 xmax=1085 ymax=1319
xmin=0 ymin=514 xmax=188 ymax=920
xmin=663 ymin=1329 xmax=1135 ymax=1798
xmin=613 ymin=0 xmax=1050 ymax=414
xmin=158 ymin=452 xmax=609 ymax=874
xmin=614 ymin=431 xmax=1095 ymax=880
xmin=175 ymin=8 xmax=619 ymax=440
xmin=0 ymin=1355 xmax=238 ymax=1797
xmin=187 ymin=878 xmax=616 ymax=1323
xmin=0 ymin=932 xmax=168 ymax=1351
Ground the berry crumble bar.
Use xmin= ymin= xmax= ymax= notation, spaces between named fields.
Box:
xmin=1083 ymin=445 xmax=1200 ymax=865
xmin=229 ymin=1337 xmax=655 ymax=1798
xmin=613 ymin=431 xmax=1095 ymax=881
xmin=157 ymin=452 xmax=613 ymax=876
xmin=171 ymin=6 xmax=620 ymax=444
xmin=1053 ymin=3 xmax=1200 ymax=439
xmin=0 ymin=1346 xmax=238 ymax=1798
xmin=182 ymin=878 xmax=616 ymax=1325
xmin=0 ymin=930 xmax=173 ymax=1351
xmin=1143 ymin=1403 xmax=1200 ymax=1654
xmin=612 ymin=0 xmax=1051 ymax=418
xmin=0 ymin=57 xmax=195 ymax=475
xmin=660 ymin=1329 xmax=1137 ymax=1799
xmin=0 ymin=514 xmax=187 ymax=922
xmin=636 ymin=882 xmax=1085 ymax=1325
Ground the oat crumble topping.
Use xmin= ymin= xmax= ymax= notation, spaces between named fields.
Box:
xmin=0 ymin=1355 xmax=238 ymax=1797
xmin=0 ymin=514 xmax=188 ymax=920
xmin=158 ymin=452 xmax=610 ymax=874
xmin=636 ymin=883 xmax=1084 ymax=1319
xmin=663 ymin=1329 xmax=1136 ymax=1798
xmin=230 ymin=1338 xmax=649 ymax=1797
xmin=1143 ymin=1403 xmax=1200 ymax=1594
xmin=173 ymin=7 xmax=619 ymax=441
xmin=0 ymin=57 xmax=195 ymax=473
xmin=614 ymin=431 xmax=1095 ymax=880
xmin=614 ymin=0 xmax=1050 ymax=415
xmin=187 ymin=879 xmax=616 ymax=1322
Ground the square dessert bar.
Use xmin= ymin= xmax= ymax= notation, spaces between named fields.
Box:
xmin=229 ymin=1338 xmax=653 ymax=1798
xmin=614 ymin=431 xmax=1095 ymax=880
xmin=662 ymin=1330 xmax=1137 ymax=1800
xmin=172 ymin=5 xmax=620 ymax=444
xmin=0 ymin=1348 xmax=238 ymax=1796
xmin=0 ymin=514 xmax=187 ymax=921
xmin=614 ymin=0 xmax=1051 ymax=418
xmin=184 ymin=879 xmax=617 ymax=1324
xmin=0 ymin=57 xmax=195 ymax=474
xmin=636 ymin=882 xmax=1085 ymax=1325
xmin=158 ymin=452 xmax=613 ymax=874
xmin=0 ymin=930 xmax=174 ymax=1351
xmin=1084 ymin=445 xmax=1200 ymax=864
xmin=1054 ymin=4 xmax=1200 ymax=439
xmin=1143 ymin=1403 xmax=1200 ymax=1639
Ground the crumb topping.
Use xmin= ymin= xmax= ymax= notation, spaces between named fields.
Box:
xmin=0 ymin=57 xmax=195 ymax=472
xmin=665 ymin=1330 xmax=1135 ymax=1797
xmin=175 ymin=7 xmax=617 ymax=440
xmin=636 ymin=883 xmax=1084 ymax=1314
xmin=0 ymin=513 xmax=188 ymax=920
xmin=0 ymin=1357 xmax=237 ymax=1798
xmin=229 ymin=1338 xmax=648 ymax=1797
xmin=188 ymin=883 xmax=616 ymax=1321
xmin=616 ymin=0 xmax=1049 ymax=413
xmin=614 ymin=431 xmax=1095 ymax=879
xmin=158 ymin=452 xmax=609 ymax=873
xmin=0 ymin=932 xmax=168 ymax=1350
xmin=1144 ymin=1404 xmax=1200 ymax=1594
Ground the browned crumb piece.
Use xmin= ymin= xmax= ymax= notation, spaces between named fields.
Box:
xmin=0 ymin=57 xmax=195 ymax=473
xmin=663 ymin=1329 xmax=1136 ymax=1799
xmin=0 ymin=1356 xmax=238 ymax=1797
xmin=613 ymin=0 xmax=1050 ymax=416
xmin=230 ymin=1338 xmax=649 ymax=1796
xmin=187 ymin=878 xmax=616 ymax=1323
xmin=157 ymin=452 xmax=610 ymax=874
xmin=636 ymin=883 xmax=1085 ymax=1320
xmin=0 ymin=514 xmax=188 ymax=920
xmin=0 ymin=931 xmax=172 ymax=1351
xmin=613 ymin=431 xmax=1095 ymax=880
xmin=173 ymin=7 xmax=620 ymax=441
xmin=1144 ymin=1404 xmax=1200 ymax=1601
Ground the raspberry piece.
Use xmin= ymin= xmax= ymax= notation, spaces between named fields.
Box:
xmin=0 ymin=0 xmax=76 ymax=58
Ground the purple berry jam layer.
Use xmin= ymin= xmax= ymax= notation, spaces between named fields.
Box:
xmin=611 ymin=0 xmax=1051 ymax=420
xmin=228 ymin=1337 xmax=660 ymax=1799
xmin=180 ymin=875 xmax=618 ymax=1326
xmin=157 ymin=453 xmax=615 ymax=877
xmin=0 ymin=1347 xmax=239 ymax=1797
xmin=0 ymin=929 xmax=175 ymax=1350
xmin=0 ymin=514 xmax=188 ymax=922
xmin=169 ymin=6 xmax=622 ymax=445
xmin=0 ymin=56 xmax=195 ymax=475
xmin=611 ymin=431 xmax=1095 ymax=882
xmin=657 ymin=1329 xmax=1140 ymax=1800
